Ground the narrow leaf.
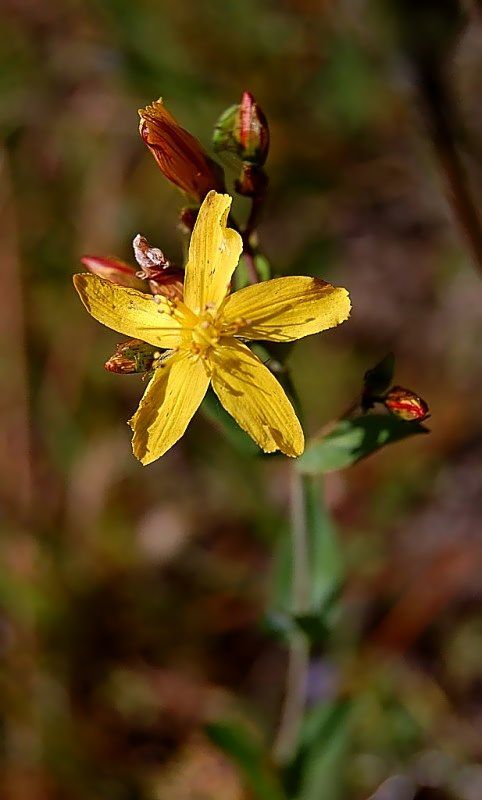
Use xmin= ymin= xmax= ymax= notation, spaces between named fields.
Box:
xmin=206 ymin=721 xmax=287 ymax=800
xmin=298 ymin=415 xmax=429 ymax=475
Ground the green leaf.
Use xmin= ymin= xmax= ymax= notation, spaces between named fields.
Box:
xmin=254 ymin=252 xmax=272 ymax=281
xmin=297 ymin=701 xmax=352 ymax=800
xmin=206 ymin=721 xmax=287 ymax=800
xmin=201 ymin=389 xmax=259 ymax=456
xmin=270 ymin=477 xmax=343 ymax=643
xmin=298 ymin=415 xmax=429 ymax=475
xmin=304 ymin=477 xmax=343 ymax=611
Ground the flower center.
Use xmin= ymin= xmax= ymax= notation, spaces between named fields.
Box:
xmin=190 ymin=312 xmax=220 ymax=357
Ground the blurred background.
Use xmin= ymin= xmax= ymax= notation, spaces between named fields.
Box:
xmin=2 ymin=1 xmax=482 ymax=798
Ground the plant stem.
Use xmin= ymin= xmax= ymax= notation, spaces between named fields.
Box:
xmin=243 ymin=248 xmax=260 ymax=284
xmin=241 ymin=180 xmax=268 ymax=284
xmin=273 ymin=468 xmax=311 ymax=765
xmin=417 ymin=60 xmax=482 ymax=278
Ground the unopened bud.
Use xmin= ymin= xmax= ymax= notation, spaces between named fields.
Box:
xmin=384 ymin=386 xmax=429 ymax=422
xmin=213 ymin=91 xmax=270 ymax=167
xmin=139 ymin=99 xmax=225 ymax=202
xmin=81 ymin=255 xmax=145 ymax=291
xmin=104 ymin=339 xmax=158 ymax=374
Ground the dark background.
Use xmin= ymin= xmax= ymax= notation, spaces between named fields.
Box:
xmin=2 ymin=1 xmax=482 ymax=798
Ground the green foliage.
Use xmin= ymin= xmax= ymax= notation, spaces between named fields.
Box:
xmin=295 ymin=701 xmax=352 ymax=800
xmin=298 ymin=415 xmax=429 ymax=475
xmin=270 ymin=476 xmax=343 ymax=644
xmin=206 ymin=721 xmax=287 ymax=800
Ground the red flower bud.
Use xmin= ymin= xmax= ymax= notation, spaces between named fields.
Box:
xmin=138 ymin=99 xmax=225 ymax=202
xmin=384 ymin=386 xmax=429 ymax=421
xmin=213 ymin=91 xmax=270 ymax=166
xmin=80 ymin=255 xmax=145 ymax=291
xmin=104 ymin=339 xmax=158 ymax=374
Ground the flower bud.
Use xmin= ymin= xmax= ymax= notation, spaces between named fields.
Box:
xmin=80 ymin=255 xmax=145 ymax=291
xmin=104 ymin=339 xmax=158 ymax=374
xmin=384 ymin=386 xmax=429 ymax=422
xmin=213 ymin=91 xmax=270 ymax=166
xmin=139 ymin=99 xmax=225 ymax=202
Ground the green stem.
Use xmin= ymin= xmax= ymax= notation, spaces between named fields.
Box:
xmin=273 ymin=468 xmax=311 ymax=765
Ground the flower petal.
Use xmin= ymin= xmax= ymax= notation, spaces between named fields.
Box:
xmin=184 ymin=191 xmax=243 ymax=315
xmin=73 ymin=273 xmax=193 ymax=349
xmin=220 ymin=276 xmax=351 ymax=342
xmin=209 ymin=339 xmax=304 ymax=457
xmin=129 ymin=352 xmax=210 ymax=464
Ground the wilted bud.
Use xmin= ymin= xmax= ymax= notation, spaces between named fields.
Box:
xmin=105 ymin=339 xmax=158 ymax=374
xmin=139 ymin=98 xmax=225 ymax=202
xmin=213 ymin=91 xmax=270 ymax=167
xmin=384 ymin=386 xmax=429 ymax=422
xmin=132 ymin=234 xmax=184 ymax=301
xmin=81 ymin=255 xmax=145 ymax=290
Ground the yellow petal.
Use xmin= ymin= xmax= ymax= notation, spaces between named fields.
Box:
xmin=184 ymin=191 xmax=243 ymax=315
xmin=220 ymin=276 xmax=351 ymax=342
xmin=209 ymin=339 xmax=304 ymax=457
xmin=74 ymin=273 xmax=194 ymax=349
xmin=129 ymin=352 xmax=210 ymax=464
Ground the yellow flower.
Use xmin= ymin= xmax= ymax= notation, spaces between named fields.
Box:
xmin=74 ymin=191 xmax=351 ymax=464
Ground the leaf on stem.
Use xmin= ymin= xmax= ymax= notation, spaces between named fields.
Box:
xmin=206 ymin=721 xmax=287 ymax=800
xmin=297 ymin=415 xmax=429 ymax=475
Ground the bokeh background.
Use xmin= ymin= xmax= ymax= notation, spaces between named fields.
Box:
xmin=2 ymin=1 xmax=482 ymax=798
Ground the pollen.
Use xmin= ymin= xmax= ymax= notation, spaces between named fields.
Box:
xmin=190 ymin=311 xmax=220 ymax=357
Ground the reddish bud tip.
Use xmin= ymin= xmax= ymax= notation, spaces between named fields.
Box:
xmin=213 ymin=92 xmax=270 ymax=167
xmin=384 ymin=385 xmax=429 ymax=421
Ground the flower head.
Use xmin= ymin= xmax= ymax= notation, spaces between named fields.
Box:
xmin=74 ymin=191 xmax=351 ymax=464
xmin=139 ymin=99 xmax=225 ymax=202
